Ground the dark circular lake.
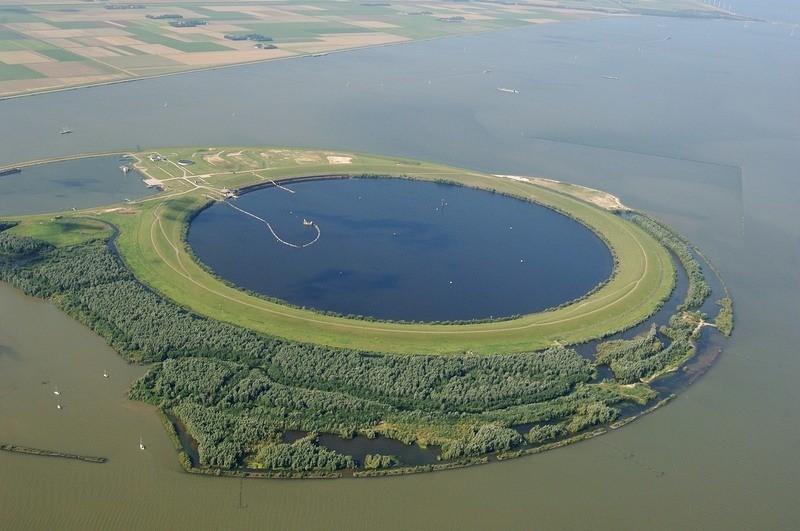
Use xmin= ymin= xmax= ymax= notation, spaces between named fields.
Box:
xmin=187 ymin=178 xmax=614 ymax=322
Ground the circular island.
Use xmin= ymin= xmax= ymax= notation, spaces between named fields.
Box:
xmin=0 ymin=146 xmax=733 ymax=478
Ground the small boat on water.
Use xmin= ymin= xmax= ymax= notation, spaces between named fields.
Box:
xmin=103 ymin=371 xmax=108 ymax=378
xmin=60 ymin=125 xmax=72 ymax=135
xmin=57 ymin=404 xmax=62 ymax=410
xmin=54 ymin=387 xmax=60 ymax=396
xmin=0 ymin=167 xmax=21 ymax=177
xmin=497 ymin=87 xmax=519 ymax=94
xmin=303 ymin=219 xmax=313 ymax=226
xmin=602 ymin=75 xmax=620 ymax=80
xmin=139 ymin=438 xmax=146 ymax=451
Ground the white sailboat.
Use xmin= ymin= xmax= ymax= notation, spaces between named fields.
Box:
xmin=60 ymin=125 xmax=72 ymax=134
xmin=139 ymin=438 xmax=146 ymax=451
xmin=54 ymin=386 xmax=60 ymax=395
xmin=103 ymin=370 xmax=108 ymax=378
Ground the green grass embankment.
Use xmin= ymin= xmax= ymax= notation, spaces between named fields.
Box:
xmin=8 ymin=146 xmax=676 ymax=355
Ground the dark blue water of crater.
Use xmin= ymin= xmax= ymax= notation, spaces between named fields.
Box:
xmin=188 ymin=178 xmax=613 ymax=322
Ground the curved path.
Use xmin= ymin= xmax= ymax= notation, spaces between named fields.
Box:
xmin=222 ymin=200 xmax=321 ymax=249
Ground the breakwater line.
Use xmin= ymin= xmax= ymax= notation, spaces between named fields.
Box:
xmin=223 ymin=200 xmax=320 ymax=248
xmin=1 ymin=442 xmax=107 ymax=463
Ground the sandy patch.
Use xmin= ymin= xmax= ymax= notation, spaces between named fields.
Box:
xmin=203 ymin=151 xmax=228 ymax=166
xmin=75 ymin=37 xmax=114 ymax=48
xmin=451 ymin=13 xmax=496 ymax=21
xmin=0 ymin=75 xmax=124 ymax=95
xmin=496 ymin=175 xmax=629 ymax=211
xmin=523 ymin=18 xmax=558 ymax=24
xmin=0 ymin=51 xmax=54 ymax=65
xmin=323 ymin=17 xmax=400 ymax=29
xmin=6 ymin=22 xmax=59 ymax=31
xmin=290 ymin=32 xmax=408 ymax=53
xmin=97 ymin=36 xmax=143 ymax=47
xmin=294 ymin=155 xmax=321 ymax=164
xmin=107 ymin=46 xmax=137 ymax=57
xmin=128 ymin=44 xmax=188 ymax=56
xmin=41 ymin=38 xmax=77 ymax=49
xmin=166 ymin=49 xmax=294 ymax=66
xmin=23 ymin=27 xmax=128 ymax=39
xmin=78 ymin=46 xmax=123 ymax=58
xmin=27 ymin=61 xmax=105 ymax=78
xmin=0 ymin=79 xmax=60 ymax=96
xmin=227 ymin=151 xmax=259 ymax=167
xmin=28 ymin=29 xmax=90 ymax=39
xmin=0 ymin=74 xmax=124 ymax=97
xmin=326 ymin=156 xmax=352 ymax=164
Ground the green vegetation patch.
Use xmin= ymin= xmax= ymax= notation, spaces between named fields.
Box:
xmin=187 ymin=7 xmax=259 ymax=21
xmin=124 ymin=28 xmax=232 ymax=53
xmin=8 ymin=216 xmax=112 ymax=248
xmin=715 ymin=297 xmax=733 ymax=336
xmin=0 ymin=62 xmax=45 ymax=81
xmin=37 ymin=48 xmax=86 ymax=62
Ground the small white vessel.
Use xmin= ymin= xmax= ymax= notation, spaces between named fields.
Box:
xmin=60 ymin=125 xmax=72 ymax=135
xmin=54 ymin=387 xmax=60 ymax=396
xmin=57 ymin=404 xmax=62 ymax=410
xmin=139 ymin=438 xmax=146 ymax=451
xmin=103 ymin=371 xmax=108 ymax=378
xmin=497 ymin=87 xmax=519 ymax=94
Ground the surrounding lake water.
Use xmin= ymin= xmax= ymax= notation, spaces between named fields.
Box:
xmin=0 ymin=155 xmax=156 ymax=216
xmin=1 ymin=6 xmax=799 ymax=530
xmin=188 ymin=178 xmax=612 ymax=321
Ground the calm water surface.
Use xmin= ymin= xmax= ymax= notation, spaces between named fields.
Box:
xmin=1 ymin=8 xmax=799 ymax=530
xmin=189 ymin=178 xmax=612 ymax=321
xmin=0 ymin=155 xmax=155 ymax=216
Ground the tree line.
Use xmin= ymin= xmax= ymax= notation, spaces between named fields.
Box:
xmin=0 ymin=236 xmax=669 ymax=472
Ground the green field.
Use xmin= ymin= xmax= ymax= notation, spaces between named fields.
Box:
xmin=9 ymin=146 xmax=676 ymax=355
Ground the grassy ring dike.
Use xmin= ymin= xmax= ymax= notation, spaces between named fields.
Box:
xmin=16 ymin=147 xmax=677 ymax=355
